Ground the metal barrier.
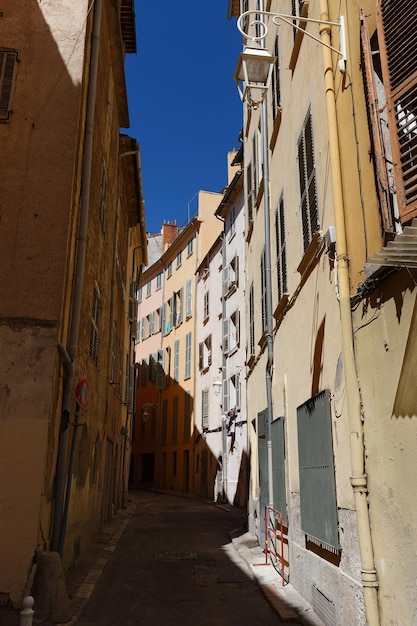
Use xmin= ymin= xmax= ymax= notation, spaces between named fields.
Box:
xmin=254 ymin=505 xmax=285 ymax=586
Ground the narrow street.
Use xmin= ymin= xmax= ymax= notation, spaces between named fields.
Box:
xmin=74 ymin=490 xmax=296 ymax=625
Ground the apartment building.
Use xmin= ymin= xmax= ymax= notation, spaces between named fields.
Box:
xmin=134 ymin=193 xmax=222 ymax=495
xmin=229 ymin=0 xmax=417 ymax=624
xmin=0 ymin=0 xmax=146 ymax=607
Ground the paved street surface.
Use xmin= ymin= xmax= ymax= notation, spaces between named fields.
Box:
xmin=75 ymin=490 xmax=301 ymax=625
xmin=0 ymin=490 xmax=323 ymax=625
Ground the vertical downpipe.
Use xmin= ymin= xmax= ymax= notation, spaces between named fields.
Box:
xmin=259 ymin=0 xmax=274 ymax=511
xmin=51 ymin=0 xmax=103 ymax=554
xmin=318 ymin=1 xmax=380 ymax=623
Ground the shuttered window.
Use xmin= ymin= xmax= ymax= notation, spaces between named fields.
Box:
xmin=185 ymin=332 xmax=192 ymax=379
xmin=0 ymin=49 xmax=18 ymax=121
xmin=173 ymin=339 xmax=180 ymax=382
xmin=172 ymin=396 xmax=178 ymax=442
xmin=261 ymin=248 xmax=267 ymax=333
xmin=184 ymin=391 xmax=191 ymax=440
xmin=275 ymin=194 xmax=287 ymax=302
xmin=376 ymin=0 xmax=417 ymax=223
xmin=202 ymin=390 xmax=209 ymax=431
xmin=89 ymin=283 xmax=101 ymax=363
xmin=297 ymin=390 xmax=340 ymax=551
xmin=298 ymin=110 xmax=319 ymax=252
xmin=271 ymin=35 xmax=281 ymax=119
xmin=249 ymin=283 xmax=255 ymax=357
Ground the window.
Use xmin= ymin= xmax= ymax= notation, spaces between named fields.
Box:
xmin=141 ymin=316 xmax=146 ymax=341
xmin=374 ymin=2 xmax=417 ymax=223
xmin=156 ymin=272 xmax=162 ymax=290
xmin=298 ymin=110 xmax=319 ymax=253
xmin=249 ymin=283 xmax=255 ymax=358
xmin=185 ymin=332 xmax=192 ymax=379
xmin=187 ymin=238 xmax=194 ymax=256
xmin=0 ymin=49 xmax=18 ymax=121
xmin=272 ymin=35 xmax=281 ymax=120
xmin=150 ymin=406 xmax=156 ymax=437
xmin=225 ymin=374 xmax=240 ymax=413
xmin=135 ymin=319 xmax=140 ymax=344
xmin=172 ymin=451 xmax=177 ymax=476
xmin=99 ymin=159 xmax=107 ymax=232
xmin=111 ymin=324 xmax=117 ymax=382
xmin=148 ymin=311 xmax=155 ymax=336
xmin=203 ymin=290 xmax=210 ymax=320
xmin=137 ymin=287 xmax=142 ymax=303
xmin=129 ymin=279 xmax=138 ymax=324
xmin=202 ymin=390 xmax=209 ymax=431
xmin=174 ymin=339 xmax=180 ymax=382
xmin=141 ymin=358 xmax=149 ymax=385
xmin=223 ymin=310 xmax=240 ymax=355
xmin=292 ymin=0 xmax=307 ymax=35
xmin=89 ymin=282 xmax=101 ymax=363
xmin=176 ymin=250 xmax=182 ymax=268
xmin=275 ymin=194 xmax=288 ymax=301
xmin=261 ymin=248 xmax=267 ymax=334
xmin=186 ymin=279 xmax=192 ymax=318
xmin=161 ymin=400 xmax=168 ymax=443
xmin=169 ymin=289 xmax=184 ymax=329
xmin=246 ymin=130 xmax=261 ymax=228
xmin=297 ymin=390 xmax=340 ymax=551
xmin=156 ymin=349 xmax=165 ymax=389
xmin=167 ymin=261 xmax=172 ymax=278
xmin=172 ymin=396 xmax=178 ymax=442
xmin=184 ymin=391 xmax=191 ymax=440
xmin=223 ymin=255 xmax=239 ymax=295
xmin=229 ymin=205 xmax=236 ymax=239
xmin=198 ymin=335 xmax=212 ymax=371
xmin=146 ymin=280 xmax=152 ymax=297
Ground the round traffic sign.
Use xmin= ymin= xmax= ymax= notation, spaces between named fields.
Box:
xmin=75 ymin=378 xmax=89 ymax=409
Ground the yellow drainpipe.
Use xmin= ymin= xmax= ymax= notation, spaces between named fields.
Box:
xmin=318 ymin=1 xmax=380 ymax=624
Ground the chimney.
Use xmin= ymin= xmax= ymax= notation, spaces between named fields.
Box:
xmin=162 ymin=220 xmax=178 ymax=250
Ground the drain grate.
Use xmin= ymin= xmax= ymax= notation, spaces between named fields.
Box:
xmin=155 ymin=551 xmax=197 ymax=561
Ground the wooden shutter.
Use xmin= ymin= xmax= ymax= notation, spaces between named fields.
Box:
xmin=376 ymin=0 xmax=417 ymax=223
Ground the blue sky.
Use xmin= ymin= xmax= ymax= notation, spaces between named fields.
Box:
xmin=124 ymin=2 xmax=243 ymax=235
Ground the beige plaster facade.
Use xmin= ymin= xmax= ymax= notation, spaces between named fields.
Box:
xmin=0 ymin=0 xmax=145 ymax=607
xmin=231 ymin=0 xmax=417 ymax=623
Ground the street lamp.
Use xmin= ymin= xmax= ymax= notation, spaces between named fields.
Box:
xmin=234 ymin=45 xmax=276 ymax=110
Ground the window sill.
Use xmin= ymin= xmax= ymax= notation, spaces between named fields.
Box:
xmin=273 ymin=293 xmax=290 ymax=323
xmin=270 ymin=108 xmax=282 ymax=152
xmin=297 ymin=231 xmax=324 ymax=278
xmin=246 ymin=220 xmax=254 ymax=243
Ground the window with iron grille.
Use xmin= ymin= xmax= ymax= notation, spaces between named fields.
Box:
xmin=89 ymin=283 xmax=101 ymax=363
xmin=99 ymin=159 xmax=107 ymax=232
xmin=275 ymin=194 xmax=288 ymax=301
xmin=298 ymin=110 xmax=319 ymax=252
xmin=375 ymin=0 xmax=417 ymax=223
xmin=0 ymin=49 xmax=18 ymax=121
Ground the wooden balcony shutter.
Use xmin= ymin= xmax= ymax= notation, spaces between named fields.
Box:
xmin=376 ymin=0 xmax=417 ymax=223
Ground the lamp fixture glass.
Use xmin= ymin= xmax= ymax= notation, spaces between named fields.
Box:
xmin=234 ymin=45 xmax=276 ymax=109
